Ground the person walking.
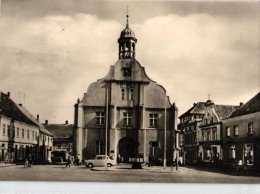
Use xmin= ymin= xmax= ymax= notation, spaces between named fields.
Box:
xmin=66 ymin=156 xmax=71 ymax=168
xmin=148 ymin=155 xmax=153 ymax=167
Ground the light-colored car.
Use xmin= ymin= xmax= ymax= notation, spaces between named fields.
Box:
xmin=85 ymin=155 xmax=116 ymax=168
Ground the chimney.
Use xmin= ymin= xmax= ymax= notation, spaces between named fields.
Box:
xmin=239 ymin=102 xmax=244 ymax=107
xmin=65 ymin=120 xmax=68 ymax=125
xmin=7 ymin=92 xmax=10 ymax=98
xmin=19 ymin=103 xmax=22 ymax=106
xmin=45 ymin=120 xmax=48 ymax=125
xmin=193 ymin=103 xmax=196 ymax=106
xmin=37 ymin=114 xmax=39 ymax=121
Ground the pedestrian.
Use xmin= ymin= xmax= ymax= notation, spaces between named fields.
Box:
xmin=28 ymin=156 xmax=33 ymax=167
xmin=66 ymin=156 xmax=71 ymax=168
xmin=117 ymin=154 xmax=121 ymax=165
xmin=148 ymin=155 xmax=153 ymax=167
xmin=24 ymin=159 xmax=29 ymax=168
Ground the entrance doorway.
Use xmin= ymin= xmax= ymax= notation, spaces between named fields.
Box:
xmin=118 ymin=137 xmax=137 ymax=163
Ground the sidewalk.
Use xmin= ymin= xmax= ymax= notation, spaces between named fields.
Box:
xmin=0 ymin=163 xmax=16 ymax=168
xmin=91 ymin=163 xmax=184 ymax=173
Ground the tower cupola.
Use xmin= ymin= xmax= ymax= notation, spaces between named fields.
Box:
xmin=118 ymin=14 xmax=137 ymax=59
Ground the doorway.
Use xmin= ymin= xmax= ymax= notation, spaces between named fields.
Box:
xmin=118 ymin=137 xmax=137 ymax=163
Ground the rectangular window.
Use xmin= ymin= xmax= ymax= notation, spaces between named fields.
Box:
xmin=96 ymin=112 xmax=105 ymax=125
xmin=244 ymin=144 xmax=254 ymax=165
xmin=35 ymin=132 xmax=37 ymax=140
xmin=57 ymin=143 xmax=61 ymax=149
xmin=248 ymin=122 xmax=254 ymax=134
xmin=13 ymin=127 xmax=15 ymax=138
xmin=123 ymin=112 xmax=132 ymax=126
xmin=234 ymin=125 xmax=239 ymax=136
xmin=22 ymin=129 xmax=24 ymax=139
xmin=3 ymin=124 xmax=6 ymax=136
xmin=226 ymin=127 xmax=230 ymax=137
xmin=212 ymin=128 xmax=217 ymax=141
xmin=129 ymin=88 xmax=134 ymax=100
xmin=95 ymin=140 xmax=104 ymax=155
xmin=17 ymin=128 xmax=19 ymax=138
xmin=202 ymin=131 xmax=205 ymax=141
xmin=229 ymin=145 xmax=236 ymax=159
xmin=121 ymin=88 xmax=125 ymax=100
xmin=207 ymin=131 xmax=211 ymax=141
xmin=149 ymin=114 xmax=158 ymax=128
xmin=32 ymin=131 xmax=34 ymax=140
xmin=27 ymin=130 xmax=29 ymax=139
xmin=7 ymin=125 xmax=10 ymax=137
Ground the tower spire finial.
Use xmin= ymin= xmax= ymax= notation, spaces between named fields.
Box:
xmin=126 ymin=5 xmax=129 ymax=28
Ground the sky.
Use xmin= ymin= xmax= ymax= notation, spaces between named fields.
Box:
xmin=0 ymin=0 xmax=259 ymax=124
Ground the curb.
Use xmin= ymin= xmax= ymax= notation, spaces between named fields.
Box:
xmin=0 ymin=164 xmax=16 ymax=168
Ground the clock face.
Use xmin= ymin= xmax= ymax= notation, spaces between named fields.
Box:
xmin=123 ymin=68 xmax=132 ymax=77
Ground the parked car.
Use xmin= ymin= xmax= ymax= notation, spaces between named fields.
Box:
xmin=85 ymin=155 xmax=116 ymax=168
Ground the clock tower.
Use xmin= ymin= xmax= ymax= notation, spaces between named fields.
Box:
xmin=74 ymin=14 xmax=178 ymax=165
xmin=118 ymin=15 xmax=137 ymax=59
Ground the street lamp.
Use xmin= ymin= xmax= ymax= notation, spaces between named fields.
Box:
xmin=163 ymin=95 xmax=167 ymax=170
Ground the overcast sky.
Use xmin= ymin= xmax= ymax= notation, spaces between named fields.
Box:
xmin=0 ymin=0 xmax=259 ymax=124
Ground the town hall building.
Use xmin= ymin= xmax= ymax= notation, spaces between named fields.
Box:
xmin=73 ymin=16 xmax=178 ymax=163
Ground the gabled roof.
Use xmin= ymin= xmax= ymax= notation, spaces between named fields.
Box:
xmin=230 ymin=92 xmax=260 ymax=118
xmin=0 ymin=92 xmax=38 ymax=127
xmin=179 ymin=102 xmax=206 ymax=118
xmin=17 ymin=104 xmax=53 ymax=136
xmin=44 ymin=124 xmax=73 ymax=138
xmin=214 ymin=105 xmax=238 ymax=120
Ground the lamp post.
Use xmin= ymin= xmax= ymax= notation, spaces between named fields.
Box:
xmin=105 ymin=88 xmax=109 ymax=170
xmin=163 ymin=95 xmax=167 ymax=170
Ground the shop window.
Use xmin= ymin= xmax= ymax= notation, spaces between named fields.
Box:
xmin=247 ymin=122 xmax=254 ymax=134
xmin=244 ymin=144 xmax=254 ymax=165
xmin=229 ymin=145 xmax=236 ymax=159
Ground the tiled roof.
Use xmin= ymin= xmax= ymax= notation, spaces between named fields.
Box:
xmin=17 ymin=104 xmax=53 ymax=136
xmin=230 ymin=92 xmax=260 ymax=117
xmin=214 ymin=105 xmax=238 ymax=119
xmin=0 ymin=92 xmax=38 ymax=127
xmin=179 ymin=102 xmax=206 ymax=118
xmin=44 ymin=124 xmax=73 ymax=138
